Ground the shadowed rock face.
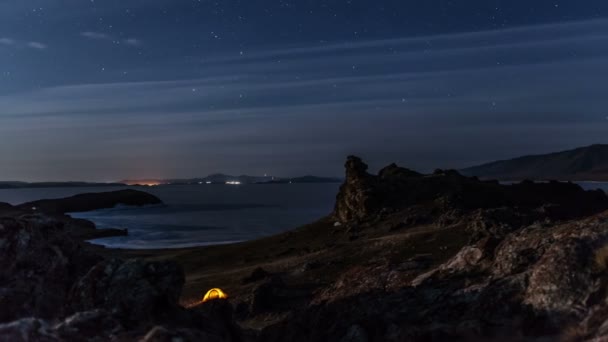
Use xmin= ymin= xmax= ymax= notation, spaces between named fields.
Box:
xmin=0 ymin=215 xmax=102 ymax=323
xmin=18 ymin=189 xmax=162 ymax=214
xmin=0 ymin=213 xmax=240 ymax=341
xmin=69 ymin=258 xmax=185 ymax=326
xmin=334 ymin=155 xmax=608 ymax=227
xmin=334 ymin=156 xmax=378 ymax=222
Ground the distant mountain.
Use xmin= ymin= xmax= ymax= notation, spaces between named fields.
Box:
xmin=261 ymin=175 xmax=343 ymax=184
xmin=0 ymin=181 xmax=125 ymax=189
xmin=122 ymin=174 xmax=274 ymax=185
xmin=122 ymin=174 xmax=342 ymax=186
xmin=461 ymin=144 xmax=608 ymax=181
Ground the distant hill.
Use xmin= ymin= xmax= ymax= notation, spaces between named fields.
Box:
xmin=261 ymin=176 xmax=343 ymax=184
xmin=461 ymin=144 xmax=608 ymax=181
xmin=122 ymin=174 xmax=342 ymax=185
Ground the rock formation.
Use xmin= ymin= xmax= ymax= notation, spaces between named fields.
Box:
xmin=259 ymin=156 xmax=608 ymax=341
xmin=334 ymin=155 xmax=608 ymax=229
xmin=18 ymin=189 xmax=162 ymax=214
xmin=0 ymin=211 xmax=239 ymax=341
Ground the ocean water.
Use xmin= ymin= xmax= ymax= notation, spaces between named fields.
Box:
xmin=2 ymin=182 xmax=607 ymax=249
xmin=0 ymin=184 xmax=341 ymax=249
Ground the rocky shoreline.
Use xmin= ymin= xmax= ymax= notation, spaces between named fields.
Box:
xmin=3 ymin=160 xmax=608 ymax=341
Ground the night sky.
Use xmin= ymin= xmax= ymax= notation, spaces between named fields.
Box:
xmin=1 ymin=1 xmax=608 ymax=181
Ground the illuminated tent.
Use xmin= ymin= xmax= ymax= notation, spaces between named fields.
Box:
xmin=202 ymin=288 xmax=228 ymax=302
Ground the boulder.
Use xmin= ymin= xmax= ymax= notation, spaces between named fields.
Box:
xmin=0 ymin=318 xmax=57 ymax=342
xmin=0 ymin=204 xmax=239 ymax=341
xmin=250 ymin=277 xmax=287 ymax=315
xmin=140 ymin=325 xmax=225 ymax=342
xmin=242 ymin=267 xmax=270 ymax=284
xmin=53 ymin=310 xmax=122 ymax=340
xmin=69 ymin=258 xmax=185 ymax=326
xmin=0 ymin=216 xmax=101 ymax=322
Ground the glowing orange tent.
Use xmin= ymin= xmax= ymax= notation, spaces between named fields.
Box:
xmin=202 ymin=288 xmax=228 ymax=302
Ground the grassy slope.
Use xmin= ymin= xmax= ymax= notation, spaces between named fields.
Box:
xmin=102 ymin=214 xmax=470 ymax=317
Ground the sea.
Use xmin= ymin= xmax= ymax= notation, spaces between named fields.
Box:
xmin=1 ymin=182 xmax=607 ymax=250
xmin=0 ymin=183 xmax=341 ymax=249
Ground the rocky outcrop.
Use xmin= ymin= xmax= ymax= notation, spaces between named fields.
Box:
xmin=61 ymin=216 xmax=128 ymax=240
xmin=0 ymin=210 xmax=239 ymax=341
xmin=259 ymin=214 xmax=608 ymax=341
xmin=0 ymin=215 xmax=102 ymax=323
xmin=334 ymin=156 xmax=608 ymax=229
xmin=257 ymin=157 xmax=608 ymax=341
xmin=69 ymin=258 xmax=185 ymax=325
xmin=334 ymin=156 xmax=380 ymax=222
xmin=18 ymin=189 xmax=162 ymax=214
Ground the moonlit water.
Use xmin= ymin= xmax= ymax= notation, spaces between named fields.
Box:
xmin=0 ymin=184 xmax=341 ymax=249
xmin=2 ymin=182 xmax=607 ymax=249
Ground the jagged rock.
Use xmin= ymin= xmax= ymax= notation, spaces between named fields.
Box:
xmin=334 ymin=156 xmax=378 ymax=222
xmin=140 ymin=325 xmax=225 ymax=342
xmin=62 ymin=216 xmax=128 ymax=240
xmin=242 ymin=267 xmax=270 ymax=284
xmin=440 ymin=246 xmax=484 ymax=272
xmin=0 ymin=216 xmax=102 ymax=323
xmin=69 ymin=258 xmax=185 ymax=326
xmin=250 ymin=277 xmax=287 ymax=315
xmin=378 ymin=163 xmax=422 ymax=179
xmin=259 ymin=158 xmax=608 ymax=341
xmin=186 ymin=300 xmax=241 ymax=341
xmin=340 ymin=324 xmax=369 ymax=342
xmin=53 ymin=310 xmax=122 ymax=340
xmin=0 ymin=200 xmax=238 ymax=341
xmin=0 ymin=318 xmax=58 ymax=342
xmin=333 ymin=156 xmax=608 ymax=228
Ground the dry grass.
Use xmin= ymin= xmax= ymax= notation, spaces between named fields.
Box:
xmin=559 ymin=324 xmax=585 ymax=342
xmin=595 ymin=245 xmax=608 ymax=270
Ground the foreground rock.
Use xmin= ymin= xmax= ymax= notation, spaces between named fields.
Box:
xmin=0 ymin=215 xmax=102 ymax=323
xmin=257 ymin=156 xmax=608 ymax=341
xmin=18 ymin=189 xmax=162 ymax=214
xmin=0 ymin=212 xmax=240 ymax=341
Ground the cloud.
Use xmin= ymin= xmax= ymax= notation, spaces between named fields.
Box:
xmin=0 ymin=37 xmax=46 ymax=50
xmin=81 ymin=31 xmax=142 ymax=47
xmin=80 ymin=31 xmax=110 ymax=40
xmin=123 ymin=38 xmax=142 ymax=46
xmin=26 ymin=41 xmax=47 ymax=49
xmin=1 ymin=18 xmax=608 ymax=180
xmin=0 ymin=37 xmax=15 ymax=45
